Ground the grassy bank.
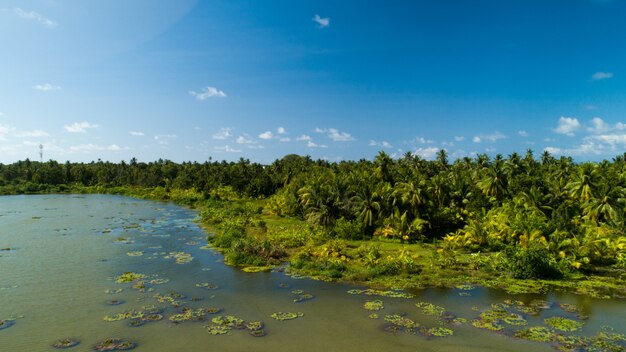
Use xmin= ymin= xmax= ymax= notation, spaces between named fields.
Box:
xmin=2 ymin=184 xmax=624 ymax=299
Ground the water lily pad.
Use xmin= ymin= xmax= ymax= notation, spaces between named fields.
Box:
xmin=245 ymin=321 xmax=264 ymax=331
xmin=347 ymin=289 xmax=414 ymax=299
xmin=51 ymin=338 xmax=80 ymax=349
xmin=293 ymin=293 xmax=315 ymax=303
xmin=270 ymin=312 xmax=304 ymax=321
xmin=126 ymin=251 xmax=143 ymax=257
xmin=115 ymin=272 xmax=146 ymax=283
xmin=206 ymin=325 xmax=230 ymax=335
xmin=423 ymin=327 xmax=454 ymax=337
xmin=515 ymin=326 xmax=555 ymax=342
xmin=105 ymin=299 xmax=125 ymax=306
xmin=249 ymin=329 xmax=267 ymax=337
xmin=544 ymin=316 xmax=584 ymax=332
xmin=363 ymin=300 xmax=384 ymax=311
xmin=415 ymin=302 xmax=446 ymax=317
xmin=196 ymin=283 xmax=219 ymax=290
xmin=383 ymin=314 xmax=419 ymax=332
xmin=93 ymin=338 xmax=136 ymax=351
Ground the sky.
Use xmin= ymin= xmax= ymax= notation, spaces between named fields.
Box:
xmin=1 ymin=0 xmax=626 ymax=164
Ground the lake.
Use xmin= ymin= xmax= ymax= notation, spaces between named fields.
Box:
xmin=0 ymin=195 xmax=623 ymax=351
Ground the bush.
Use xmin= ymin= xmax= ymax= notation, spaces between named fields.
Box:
xmin=508 ymin=246 xmax=563 ymax=279
xmin=333 ymin=218 xmax=365 ymax=240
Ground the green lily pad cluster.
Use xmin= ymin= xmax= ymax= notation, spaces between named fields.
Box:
xmin=363 ymin=300 xmax=384 ymax=311
xmin=347 ymin=289 xmax=414 ymax=299
xmin=514 ymin=326 xmax=554 ymax=342
xmin=383 ymin=314 xmax=419 ymax=332
xmin=164 ymin=251 xmax=193 ymax=264
xmin=196 ymin=282 xmax=219 ymax=290
xmin=51 ymin=337 xmax=80 ymax=349
xmin=169 ymin=308 xmax=212 ymax=323
xmin=154 ymin=291 xmax=186 ymax=307
xmin=103 ymin=306 xmax=163 ymax=323
xmin=423 ymin=327 xmax=454 ymax=337
xmin=205 ymin=315 xmax=266 ymax=337
xmin=115 ymin=272 xmax=147 ymax=283
xmin=292 ymin=290 xmax=314 ymax=303
xmin=415 ymin=302 xmax=446 ymax=317
xmin=126 ymin=251 xmax=143 ymax=257
xmin=241 ymin=266 xmax=272 ymax=273
xmin=544 ymin=316 xmax=584 ymax=332
xmin=270 ymin=312 xmax=304 ymax=321
xmin=93 ymin=337 xmax=136 ymax=351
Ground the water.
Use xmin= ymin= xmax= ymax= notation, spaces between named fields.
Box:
xmin=0 ymin=194 xmax=623 ymax=351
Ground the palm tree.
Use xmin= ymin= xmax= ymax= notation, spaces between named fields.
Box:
xmin=566 ymin=163 xmax=599 ymax=203
xmin=476 ymin=161 xmax=508 ymax=203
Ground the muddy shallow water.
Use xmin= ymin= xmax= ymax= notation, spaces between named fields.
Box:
xmin=0 ymin=194 xmax=623 ymax=351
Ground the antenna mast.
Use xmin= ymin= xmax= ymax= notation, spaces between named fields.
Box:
xmin=39 ymin=144 xmax=43 ymax=162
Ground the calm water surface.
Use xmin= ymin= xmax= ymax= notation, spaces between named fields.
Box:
xmin=0 ymin=195 xmax=623 ymax=351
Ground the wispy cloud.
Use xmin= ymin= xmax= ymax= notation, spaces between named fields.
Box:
xmin=454 ymin=136 xmax=465 ymax=142
xmin=214 ymin=145 xmax=241 ymax=153
xmin=591 ymin=71 xmax=613 ymax=80
xmin=189 ymin=86 xmax=227 ymax=100
xmin=296 ymin=134 xmax=312 ymax=141
xmin=213 ymin=128 xmax=232 ymax=140
xmin=312 ymin=14 xmax=330 ymax=28
xmin=413 ymin=147 xmax=440 ymax=160
xmin=154 ymin=134 xmax=177 ymax=145
xmin=369 ymin=140 xmax=393 ymax=148
xmin=33 ymin=83 xmax=61 ymax=91
xmin=64 ymin=121 xmax=99 ymax=133
xmin=69 ymin=144 xmax=128 ymax=152
xmin=129 ymin=131 xmax=145 ymax=136
xmin=307 ymin=141 xmax=327 ymax=148
xmin=554 ymin=117 xmax=580 ymax=136
xmin=586 ymin=117 xmax=610 ymax=134
xmin=14 ymin=8 xmax=57 ymax=28
xmin=407 ymin=136 xmax=434 ymax=144
xmin=518 ymin=130 xmax=529 ymax=137
xmin=16 ymin=129 xmax=48 ymax=138
xmin=277 ymin=127 xmax=286 ymax=134
xmin=472 ymin=131 xmax=506 ymax=143
xmin=236 ymin=134 xmax=256 ymax=144
xmin=0 ymin=124 xmax=16 ymax=141
xmin=327 ymin=128 xmax=355 ymax=142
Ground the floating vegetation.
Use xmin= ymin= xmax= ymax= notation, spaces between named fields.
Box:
xmin=114 ymin=237 xmax=134 ymax=244
xmin=93 ymin=338 xmax=136 ymax=351
xmin=270 ymin=312 xmax=304 ymax=321
xmin=241 ymin=266 xmax=272 ymax=273
xmin=185 ymin=241 xmax=199 ymax=246
xmin=103 ymin=309 xmax=144 ymax=322
xmin=415 ymin=302 xmax=446 ymax=317
xmin=105 ymin=289 xmax=123 ymax=294
xmin=169 ymin=308 xmax=210 ymax=323
xmin=278 ymin=283 xmax=290 ymax=289
xmin=143 ymin=314 xmax=163 ymax=321
xmin=164 ymin=252 xmax=193 ymax=264
xmin=369 ymin=313 xmax=379 ymax=319
xmin=347 ymin=289 xmax=414 ymax=299
xmin=246 ymin=321 xmax=264 ymax=331
xmin=105 ymin=299 xmax=125 ymax=306
xmin=148 ymin=278 xmax=169 ymax=285
xmin=196 ymin=283 xmax=219 ymax=290
xmin=363 ymin=300 xmax=384 ymax=311
xmin=115 ymin=272 xmax=146 ymax=283
xmin=154 ymin=292 xmax=184 ymax=307
xmin=544 ymin=316 xmax=584 ymax=332
xmin=212 ymin=315 xmax=246 ymax=329
xmin=515 ymin=326 xmax=555 ymax=342
xmin=205 ymin=307 xmax=221 ymax=314
xmin=502 ymin=313 xmax=527 ymax=326
xmin=456 ymin=284 xmax=475 ymax=291
xmin=127 ymin=319 xmax=145 ymax=327
xmin=206 ymin=325 xmax=230 ymax=335
xmin=291 ymin=289 xmax=304 ymax=294
xmin=199 ymin=245 xmax=212 ymax=250
xmin=0 ymin=319 xmax=15 ymax=330
xmin=383 ymin=314 xmax=419 ymax=332
xmin=293 ymin=293 xmax=315 ymax=303
xmin=51 ymin=337 xmax=80 ymax=349
xmin=249 ymin=329 xmax=266 ymax=337
xmin=423 ymin=327 xmax=454 ymax=337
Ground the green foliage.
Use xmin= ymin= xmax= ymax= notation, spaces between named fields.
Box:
xmin=508 ymin=245 xmax=564 ymax=280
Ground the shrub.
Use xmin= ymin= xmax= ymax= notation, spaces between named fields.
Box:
xmin=508 ymin=245 xmax=563 ymax=279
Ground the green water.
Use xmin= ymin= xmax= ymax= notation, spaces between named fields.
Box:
xmin=0 ymin=195 xmax=623 ymax=351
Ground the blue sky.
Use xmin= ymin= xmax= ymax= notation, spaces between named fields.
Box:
xmin=1 ymin=0 xmax=626 ymax=163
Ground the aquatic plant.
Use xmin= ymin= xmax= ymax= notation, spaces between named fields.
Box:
xmin=291 ymin=289 xmax=304 ymax=294
xmin=164 ymin=252 xmax=193 ymax=264
xmin=206 ymin=325 xmax=230 ymax=335
xmin=105 ymin=289 xmax=123 ymax=294
xmin=205 ymin=307 xmax=221 ymax=314
xmin=293 ymin=293 xmax=315 ymax=303
xmin=502 ymin=313 xmax=527 ymax=326
xmin=143 ymin=314 xmax=163 ymax=321
xmin=415 ymin=302 xmax=446 ymax=317
xmin=514 ymin=326 xmax=555 ymax=342
xmin=245 ymin=321 xmax=264 ymax=331
xmin=241 ymin=266 xmax=272 ymax=273
xmin=127 ymin=319 xmax=145 ymax=327
xmin=51 ymin=338 xmax=80 ymax=349
xmin=368 ymin=313 xmax=379 ymax=319
xmin=270 ymin=312 xmax=304 ymax=321
xmin=278 ymin=283 xmax=290 ymax=288
xmin=249 ymin=329 xmax=267 ymax=337
xmin=169 ymin=308 xmax=210 ymax=323
xmin=544 ymin=316 xmax=584 ymax=332
xmin=383 ymin=314 xmax=419 ymax=332
xmin=126 ymin=251 xmax=143 ymax=257
xmin=196 ymin=282 xmax=219 ymax=290
xmin=423 ymin=327 xmax=454 ymax=337
xmin=93 ymin=338 xmax=136 ymax=351
xmin=347 ymin=288 xmax=414 ymax=299
xmin=105 ymin=299 xmax=125 ymax=306
xmin=115 ymin=272 xmax=146 ymax=283
xmin=148 ymin=278 xmax=169 ymax=285
xmin=363 ymin=300 xmax=384 ymax=311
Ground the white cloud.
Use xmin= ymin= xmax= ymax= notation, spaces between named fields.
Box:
xmin=33 ymin=83 xmax=61 ymax=91
xmin=554 ymin=117 xmax=580 ymax=136
xmin=189 ymin=86 xmax=227 ymax=100
xmin=591 ymin=72 xmax=613 ymax=80
xmin=594 ymin=133 xmax=626 ymax=145
xmin=586 ymin=117 xmax=610 ymax=134
xmin=314 ymin=127 xmax=325 ymax=133
xmin=15 ymin=129 xmax=48 ymax=138
xmin=472 ymin=131 xmax=505 ymax=143
xmin=236 ymin=134 xmax=256 ymax=144
xmin=518 ymin=130 xmax=529 ymax=137
xmin=69 ymin=144 xmax=128 ymax=152
xmin=369 ymin=140 xmax=393 ymax=148
xmin=327 ymin=128 xmax=355 ymax=142
xmin=296 ymin=134 xmax=312 ymax=141
xmin=454 ymin=136 xmax=465 ymax=142
xmin=129 ymin=131 xmax=145 ymax=136
xmin=307 ymin=141 xmax=327 ymax=148
xmin=64 ymin=121 xmax=99 ymax=133
xmin=14 ymin=8 xmax=57 ymax=28
xmin=0 ymin=124 xmax=16 ymax=141
xmin=259 ymin=131 xmax=275 ymax=140
xmin=413 ymin=147 xmax=439 ymax=160
xmin=407 ymin=136 xmax=434 ymax=144
xmin=214 ymin=145 xmax=241 ymax=153
xmin=277 ymin=127 xmax=286 ymax=134
xmin=213 ymin=128 xmax=232 ymax=140
xmin=312 ymin=14 xmax=330 ymax=28
xmin=279 ymin=137 xmax=290 ymax=142
xmin=154 ymin=134 xmax=177 ymax=145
